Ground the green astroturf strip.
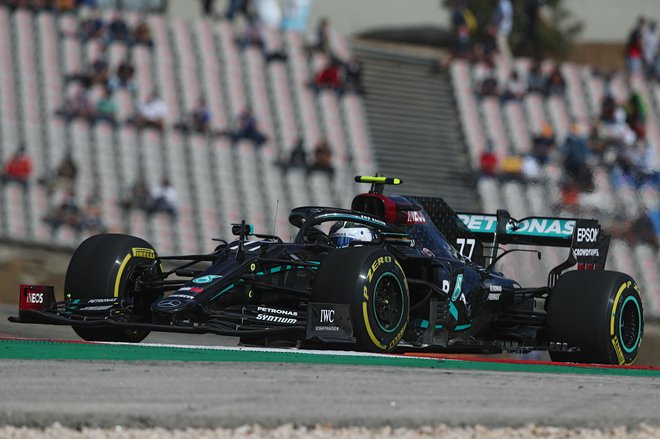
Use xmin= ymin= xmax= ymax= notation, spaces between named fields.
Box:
xmin=1 ymin=339 xmax=659 ymax=377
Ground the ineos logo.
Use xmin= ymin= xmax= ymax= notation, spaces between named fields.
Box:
xmin=577 ymin=228 xmax=598 ymax=243
xmin=320 ymin=309 xmax=335 ymax=323
xmin=26 ymin=292 xmax=43 ymax=304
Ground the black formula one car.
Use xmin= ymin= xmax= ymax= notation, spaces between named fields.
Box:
xmin=11 ymin=176 xmax=644 ymax=365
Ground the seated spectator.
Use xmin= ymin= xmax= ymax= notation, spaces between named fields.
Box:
xmin=543 ymin=66 xmax=566 ymax=96
xmin=527 ymin=61 xmax=546 ymax=94
xmin=94 ymin=88 xmax=118 ymax=127
xmin=626 ymin=91 xmax=647 ymax=140
xmin=148 ymin=177 xmax=178 ymax=219
xmin=56 ymin=87 xmax=95 ymax=123
xmin=39 ymin=153 xmax=78 ymax=195
xmin=311 ymin=57 xmax=344 ymax=94
xmin=501 ymin=70 xmax=527 ymax=101
xmin=43 ymin=190 xmax=82 ymax=235
xmin=105 ymin=12 xmax=131 ymax=45
xmin=531 ymin=123 xmax=556 ymax=165
xmin=80 ymin=189 xmax=107 ymax=234
xmin=308 ymin=138 xmax=334 ymax=176
xmin=306 ymin=17 xmax=332 ymax=55
xmin=175 ymin=97 xmax=212 ymax=134
xmin=499 ymin=154 xmax=523 ymax=181
xmin=521 ymin=154 xmax=542 ymax=183
xmin=107 ymin=57 xmax=137 ymax=93
xmin=0 ymin=145 xmax=32 ymax=190
xmin=255 ymin=0 xmax=282 ymax=29
xmin=130 ymin=92 xmax=167 ymax=130
xmin=225 ymin=0 xmax=251 ymax=21
xmin=78 ymin=10 xmax=105 ymax=42
xmin=625 ymin=18 xmax=645 ymax=77
xmin=606 ymin=208 xmax=659 ymax=249
xmin=223 ymin=107 xmax=267 ymax=146
xmin=236 ymin=17 xmax=265 ymax=50
xmin=476 ymin=66 xmax=499 ymax=98
xmin=343 ymin=58 xmax=365 ymax=95
xmin=133 ymin=18 xmax=154 ymax=48
xmin=281 ymin=137 xmax=307 ymax=169
xmin=66 ymin=54 xmax=110 ymax=88
xmin=561 ymin=123 xmax=593 ymax=191
xmin=121 ymin=174 xmax=152 ymax=212
xmin=478 ymin=143 xmax=498 ymax=178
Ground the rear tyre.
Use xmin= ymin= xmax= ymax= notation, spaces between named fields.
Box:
xmin=547 ymin=270 xmax=643 ymax=364
xmin=312 ymin=246 xmax=409 ymax=352
xmin=65 ymin=234 xmax=160 ymax=342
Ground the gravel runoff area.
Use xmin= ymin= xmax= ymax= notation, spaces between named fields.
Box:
xmin=1 ymin=424 xmax=660 ymax=439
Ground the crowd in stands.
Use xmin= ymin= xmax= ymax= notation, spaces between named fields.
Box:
xmin=276 ymin=137 xmax=335 ymax=176
xmin=625 ymin=16 xmax=660 ymax=81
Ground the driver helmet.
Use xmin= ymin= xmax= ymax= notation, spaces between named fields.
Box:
xmin=329 ymin=221 xmax=374 ymax=248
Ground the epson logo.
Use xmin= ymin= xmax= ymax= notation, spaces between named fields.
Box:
xmin=320 ymin=309 xmax=335 ymax=323
xmin=577 ymin=227 xmax=598 ymax=243
xmin=489 ymin=285 xmax=502 ymax=292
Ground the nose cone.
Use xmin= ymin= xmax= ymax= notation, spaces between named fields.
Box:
xmin=151 ymin=296 xmax=194 ymax=315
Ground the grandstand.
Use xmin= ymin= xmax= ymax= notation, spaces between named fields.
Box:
xmin=0 ymin=1 xmax=659 ymax=320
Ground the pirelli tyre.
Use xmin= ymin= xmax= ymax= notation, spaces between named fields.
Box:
xmin=547 ymin=270 xmax=644 ymax=365
xmin=312 ymin=246 xmax=409 ymax=353
xmin=65 ymin=234 xmax=161 ymax=342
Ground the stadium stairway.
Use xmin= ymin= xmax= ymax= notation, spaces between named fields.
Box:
xmin=353 ymin=40 xmax=480 ymax=212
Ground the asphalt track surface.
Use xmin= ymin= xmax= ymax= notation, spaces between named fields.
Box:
xmin=1 ymin=304 xmax=659 ymax=429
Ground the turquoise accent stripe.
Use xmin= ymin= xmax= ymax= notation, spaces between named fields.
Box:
xmin=210 ymin=283 xmax=236 ymax=300
xmin=449 ymin=302 xmax=458 ymax=320
xmin=419 ymin=320 xmax=443 ymax=330
xmin=455 ymin=324 xmax=472 ymax=331
xmin=451 ymin=274 xmax=463 ymax=301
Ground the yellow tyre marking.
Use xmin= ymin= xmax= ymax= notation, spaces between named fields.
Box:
xmin=610 ymin=283 xmax=628 ymax=336
xmin=114 ymin=254 xmax=132 ymax=298
xmin=362 ymin=301 xmax=386 ymax=350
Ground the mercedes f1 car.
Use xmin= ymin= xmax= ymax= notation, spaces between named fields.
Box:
xmin=11 ymin=176 xmax=644 ymax=365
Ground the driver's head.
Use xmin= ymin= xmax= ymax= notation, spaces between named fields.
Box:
xmin=329 ymin=221 xmax=374 ymax=248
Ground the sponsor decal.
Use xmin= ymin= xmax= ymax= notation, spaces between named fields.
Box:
xmin=320 ymin=309 xmax=335 ymax=323
xmin=158 ymin=299 xmax=182 ymax=308
xmin=573 ymin=248 xmax=599 ymax=257
xmin=489 ymin=284 xmax=502 ymax=292
xmin=169 ymin=294 xmax=195 ymax=300
xmin=26 ymin=292 xmax=44 ymax=304
xmin=190 ymin=287 xmax=204 ymax=293
xmin=406 ymin=210 xmax=426 ymax=224
xmin=367 ymin=256 xmax=392 ymax=282
xmin=442 ymin=280 xmax=451 ymax=294
xmin=314 ymin=325 xmax=340 ymax=331
xmin=192 ymin=275 xmax=222 ymax=284
xmin=576 ymin=227 xmax=599 ymax=243
xmin=178 ymin=287 xmax=193 ymax=291
xmin=87 ymin=298 xmax=117 ymax=304
xmin=256 ymin=314 xmax=297 ymax=324
xmin=78 ymin=305 xmax=114 ymax=311
xmin=611 ymin=336 xmax=625 ymax=365
xmin=256 ymin=306 xmax=298 ymax=317
xmin=421 ymin=247 xmax=435 ymax=257
xmin=457 ymin=214 xmax=576 ymax=238
xmin=451 ymin=274 xmax=463 ymax=301
xmin=487 ymin=293 xmax=501 ymax=301
xmin=455 ymin=238 xmax=475 ymax=259
xmin=132 ymin=247 xmax=156 ymax=259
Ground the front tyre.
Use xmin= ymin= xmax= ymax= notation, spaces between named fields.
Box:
xmin=65 ymin=234 xmax=161 ymax=342
xmin=547 ymin=270 xmax=644 ymax=365
xmin=312 ymin=247 xmax=409 ymax=352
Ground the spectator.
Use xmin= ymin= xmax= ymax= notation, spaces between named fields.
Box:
xmin=225 ymin=107 xmax=267 ymax=146
xmin=344 ymin=58 xmax=365 ymax=95
xmin=308 ymin=138 xmax=334 ymax=176
xmin=121 ymin=174 xmax=152 ymax=212
xmin=479 ymin=143 xmax=498 ymax=178
xmin=527 ymin=61 xmax=546 ymax=93
xmin=450 ymin=0 xmax=476 ymax=59
xmin=176 ymin=97 xmax=212 ymax=134
xmin=106 ymin=12 xmax=131 ymax=45
xmin=544 ymin=66 xmax=566 ymax=96
xmin=499 ymin=154 xmax=523 ymax=181
xmin=107 ymin=57 xmax=137 ymax=93
xmin=532 ymin=123 xmax=556 ymax=165
xmin=131 ymin=92 xmax=167 ymax=130
xmin=236 ymin=17 xmax=265 ymax=50
xmin=133 ymin=18 xmax=154 ymax=48
xmin=94 ymin=88 xmax=118 ymax=127
xmin=522 ymin=0 xmax=548 ymax=60
xmin=78 ymin=10 xmax=105 ymax=42
xmin=501 ymin=71 xmax=527 ymax=101
xmin=225 ymin=0 xmax=251 ymax=21
xmin=80 ymin=189 xmax=107 ymax=234
xmin=311 ymin=57 xmax=343 ymax=94
xmin=284 ymin=137 xmax=307 ymax=169
xmin=0 ymin=145 xmax=32 ymax=190
xmin=67 ymin=54 xmax=110 ymax=88
xmin=281 ymin=0 xmax=311 ymax=33
xmin=642 ymin=20 xmax=659 ymax=75
xmin=149 ymin=177 xmax=178 ymax=219
xmin=561 ymin=123 xmax=593 ymax=191
xmin=521 ymin=154 xmax=542 ymax=183
xmin=39 ymin=153 xmax=78 ymax=195
xmin=626 ymin=91 xmax=647 ymax=140
xmin=625 ymin=17 xmax=645 ymax=76
xmin=306 ymin=17 xmax=332 ymax=55
xmin=200 ymin=0 xmax=215 ymax=16
xmin=254 ymin=0 xmax=281 ymax=29
xmin=476 ymin=65 xmax=499 ymax=98
xmin=489 ymin=0 xmax=513 ymax=62
xmin=43 ymin=190 xmax=82 ymax=235
xmin=606 ymin=208 xmax=659 ymax=249
xmin=56 ymin=87 xmax=95 ymax=123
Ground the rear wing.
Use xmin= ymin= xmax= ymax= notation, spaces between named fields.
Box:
xmin=456 ymin=210 xmax=611 ymax=287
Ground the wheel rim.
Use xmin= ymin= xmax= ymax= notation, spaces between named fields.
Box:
xmin=372 ymin=273 xmax=405 ymax=333
xmin=619 ymin=296 xmax=642 ymax=354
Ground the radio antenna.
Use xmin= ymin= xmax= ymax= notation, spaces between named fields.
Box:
xmin=272 ymin=199 xmax=279 ymax=235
